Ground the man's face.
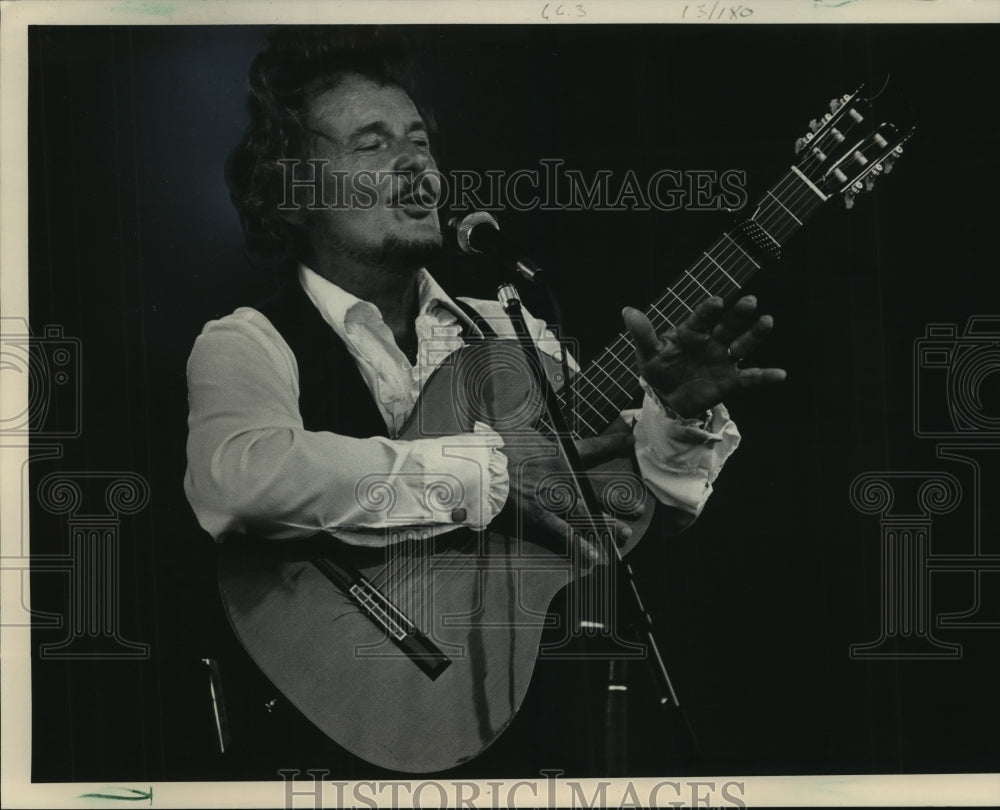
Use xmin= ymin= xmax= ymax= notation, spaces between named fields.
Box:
xmin=298 ymin=72 xmax=442 ymax=273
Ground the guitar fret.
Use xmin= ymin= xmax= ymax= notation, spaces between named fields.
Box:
xmin=703 ymin=252 xmax=742 ymax=289
xmin=592 ymin=360 xmax=632 ymax=395
xmin=578 ymin=376 xmax=620 ymax=410
xmin=555 ymin=160 xmax=835 ymax=451
xmin=686 ymin=269 xmax=712 ymax=297
xmin=790 ymin=165 xmax=829 ymax=201
xmin=573 ymin=409 xmax=598 ymax=435
xmin=608 ymin=351 xmax=640 ymax=379
xmin=666 ymin=287 xmax=693 ymax=312
xmin=766 ymin=189 xmax=803 ymax=225
xmin=574 ymin=389 xmax=609 ymax=422
xmin=649 ymin=303 xmax=675 ymax=328
xmin=755 ymin=220 xmax=782 ymax=249
xmin=721 ymin=233 xmax=760 ymax=269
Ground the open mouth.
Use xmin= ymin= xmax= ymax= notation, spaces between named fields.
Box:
xmin=394 ymin=174 xmax=441 ymax=214
xmin=394 ymin=188 xmax=437 ymax=219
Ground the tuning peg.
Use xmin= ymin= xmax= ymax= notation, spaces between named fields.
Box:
xmin=794 ymin=136 xmax=807 ymax=154
xmin=844 ymin=177 xmax=868 ymax=208
xmin=830 ymin=98 xmax=841 ymax=113
xmin=808 ymin=118 xmax=821 ymax=133
xmin=883 ymin=157 xmax=895 ymax=174
xmin=864 ymin=176 xmax=876 ymax=192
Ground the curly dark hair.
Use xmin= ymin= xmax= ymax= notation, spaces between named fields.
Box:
xmin=225 ymin=26 xmax=434 ymax=270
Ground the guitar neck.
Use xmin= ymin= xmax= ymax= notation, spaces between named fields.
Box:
xmin=555 ymin=166 xmax=829 ymax=438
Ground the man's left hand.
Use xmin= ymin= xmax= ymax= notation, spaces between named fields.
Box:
xmin=622 ymin=295 xmax=786 ymax=419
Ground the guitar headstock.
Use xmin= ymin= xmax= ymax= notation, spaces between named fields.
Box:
xmin=793 ymin=85 xmax=915 ymax=209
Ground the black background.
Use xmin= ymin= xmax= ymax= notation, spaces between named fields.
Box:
xmin=26 ymin=24 xmax=1000 ymax=781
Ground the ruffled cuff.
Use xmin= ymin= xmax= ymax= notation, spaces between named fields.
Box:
xmin=628 ymin=378 xmax=741 ymax=516
xmin=424 ymin=422 xmax=509 ymax=529
xmin=469 ymin=421 xmax=510 ymax=528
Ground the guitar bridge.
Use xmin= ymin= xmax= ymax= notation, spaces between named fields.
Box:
xmin=349 ymin=582 xmax=410 ymax=641
xmin=312 ymin=556 xmax=452 ymax=680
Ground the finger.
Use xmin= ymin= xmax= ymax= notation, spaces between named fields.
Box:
xmin=604 ymin=416 xmax=632 ymax=435
xmin=535 ymin=509 xmax=602 ymax=563
xmin=727 ymin=313 xmax=774 ymax=362
xmin=677 ymin=295 xmax=725 ymax=337
xmin=710 ymin=295 xmax=759 ymax=347
xmin=622 ymin=307 xmax=663 ymax=362
xmin=735 ymin=366 xmax=788 ymax=388
xmin=576 ymin=431 xmax=636 ymax=467
xmin=573 ymin=512 xmax=626 ymax=561
xmin=612 ymin=516 xmax=634 ymax=549
xmin=590 ymin=512 xmax=633 ymax=552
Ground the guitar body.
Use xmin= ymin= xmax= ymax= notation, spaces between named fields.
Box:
xmin=218 ymin=341 xmax=653 ymax=773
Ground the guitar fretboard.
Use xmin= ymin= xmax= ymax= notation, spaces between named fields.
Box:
xmin=546 ymin=166 xmax=828 ymax=438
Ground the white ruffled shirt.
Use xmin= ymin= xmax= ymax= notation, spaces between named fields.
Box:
xmin=184 ymin=265 xmax=740 ymax=546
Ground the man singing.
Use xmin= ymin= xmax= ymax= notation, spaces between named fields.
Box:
xmin=184 ymin=27 xmax=784 ymax=777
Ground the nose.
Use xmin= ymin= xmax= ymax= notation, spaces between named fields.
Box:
xmin=392 ymin=141 xmax=438 ymax=204
xmin=393 ymin=141 xmax=433 ymax=173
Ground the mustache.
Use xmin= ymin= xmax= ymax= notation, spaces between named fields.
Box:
xmin=391 ymin=171 xmax=443 ymax=206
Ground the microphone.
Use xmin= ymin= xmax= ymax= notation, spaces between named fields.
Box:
xmin=447 ymin=212 xmax=544 ymax=282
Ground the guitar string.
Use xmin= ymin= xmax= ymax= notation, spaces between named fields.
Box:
xmin=566 ymin=107 xmax=870 ymax=432
xmin=559 ymin=101 xmax=876 ymax=433
xmin=368 ymin=523 xmax=479 ymax=606
xmin=542 ymin=111 xmax=868 ymax=434
xmin=571 ymin=167 xmax=827 ymax=400
xmin=565 ymin=174 xmax=823 ymax=434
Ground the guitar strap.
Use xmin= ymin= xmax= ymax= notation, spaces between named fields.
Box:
xmin=257 ymin=280 xmax=501 ymax=437
xmin=453 ymin=297 xmax=500 ymax=342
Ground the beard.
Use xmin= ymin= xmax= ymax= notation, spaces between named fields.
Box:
xmin=353 ymin=229 xmax=444 ymax=273
xmin=310 ymin=221 xmax=444 ymax=277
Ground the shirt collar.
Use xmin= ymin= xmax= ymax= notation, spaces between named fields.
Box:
xmin=297 ymin=263 xmax=480 ymax=338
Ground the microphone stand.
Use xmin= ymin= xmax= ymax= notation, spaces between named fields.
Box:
xmin=495 ymin=279 xmax=699 ymax=765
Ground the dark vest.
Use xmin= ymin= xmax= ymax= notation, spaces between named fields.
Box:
xmin=256 ymin=279 xmax=391 ymax=439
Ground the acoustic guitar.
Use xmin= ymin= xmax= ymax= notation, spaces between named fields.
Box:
xmin=218 ymin=88 xmax=911 ymax=772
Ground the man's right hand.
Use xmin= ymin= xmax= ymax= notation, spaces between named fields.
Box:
xmin=493 ymin=429 xmax=639 ymax=564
